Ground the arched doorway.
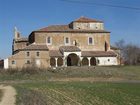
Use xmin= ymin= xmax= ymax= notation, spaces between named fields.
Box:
xmin=82 ymin=57 xmax=88 ymax=66
xmin=90 ymin=57 xmax=96 ymax=66
xmin=57 ymin=57 xmax=63 ymax=66
xmin=67 ymin=53 xmax=79 ymax=66
xmin=50 ymin=58 xmax=55 ymax=67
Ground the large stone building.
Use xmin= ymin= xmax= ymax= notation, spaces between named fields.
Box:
xmin=4 ymin=17 xmax=120 ymax=69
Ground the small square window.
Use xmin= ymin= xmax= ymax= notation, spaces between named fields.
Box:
xmin=108 ymin=59 xmax=110 ymax=62
xmin=12 ymin=60 xmax=16 ymax=65
xmin=26 ymin=52 xmax=30 ymax=57
xmin=26 ymin=60 xmax=30 ymax=64
xmin=36 ymin=52 xmax=40 ymax=57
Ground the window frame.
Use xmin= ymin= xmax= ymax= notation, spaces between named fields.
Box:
xmin=12 ymin=60 xmax=16 ymax=65
xmin=36 ymin=52 xmax=40 ymax=57
xmin=88 ymin=37 xmax=94 ymax=45
xmin=26 ymin=52 xmax=30 ymax=57
xmin=64 ymin=37 xmax=70 ymax=45
xmin=26 ymin=60 xmax=31 ymax=64
xmin=46 ymin=36 xmax=52 ymax=45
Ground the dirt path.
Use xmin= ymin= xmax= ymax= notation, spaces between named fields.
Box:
xmin=0 ymin=85 xmax=16 ymax=105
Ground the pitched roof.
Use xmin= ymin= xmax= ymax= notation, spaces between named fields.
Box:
xmin=36 ymin=25 xmax=110 ymax=33
xmin=20 ymin=44 xmax=49 ymax=51
xmin=48 ymin=50 xmax=117 ymax=57
xmin=59 ymin=46 xmax=81 ymax=52
xmin=38 ymin=25 xmax=69 ymax=31
xmin=49 ymin=50 xmax=63 ymax=57
xmin=74 ymin=17 xmax=103 ymax=23
xmin=82 ymin=51 xmax=117 ymax=57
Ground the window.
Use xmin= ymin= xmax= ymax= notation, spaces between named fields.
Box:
xmin=26 ymin=60 xmax=30 ymax=64
xmin=65 ymin=37 xmax=70 ymax=45
xmin=89 ymin=37 xmax=92 ymax=44
xmin=46 ymin=36 xmax=52 ymax=45
xmin=88 ymin=37 xmax=94 ymax=45
xmin=66 ymin=37 xmax=69 ymax=43
xmin=26 ymin=52 xmax=30 ymax=57
xmin=12 ymin=60 xmax=16 ymax=65
xmin=47 ymin=37 xmax=51 ymax=43
xmin=36 ymin=52 xmax=40 ymax=57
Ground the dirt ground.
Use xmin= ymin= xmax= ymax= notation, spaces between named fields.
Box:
xmin=0 ymin=85 xmax=16 ymax=105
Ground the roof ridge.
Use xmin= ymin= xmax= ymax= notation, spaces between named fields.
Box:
xmin=36 ymin=24 xmax=68 ymax=31
xmin=20 ymin=43 xmax=48 ymax=51
xmin=74 ymin=16 xmax=103 ymax=23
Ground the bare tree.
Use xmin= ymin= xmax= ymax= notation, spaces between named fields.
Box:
xmin=115 ymin=39 xmax=125 ymax=65
xmin=115 ymin=39 xmax=125 ymax=50
xmin=124 ymin=44 xmax=140 ymax=65
xmin=115 ymin=40 xmax=140 ymax=65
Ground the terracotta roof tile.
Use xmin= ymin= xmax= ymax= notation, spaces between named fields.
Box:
xmin=38 ymin=25 xmax=69 ymax=31
xmin=74 ymin=17 xmax=103 ymax=23
xmin=36 ymin=25 xmax=109 ymax=33
xmin=49 ymin=50 xmax=117 ymax=57
xmin=49 ymin=50 xmax=63 ymax=57
xmin=59 ymin=46 xmax=81 ymax=52
xmin=82 ymin=51 xmax=117 ymax=57
xmin=20 ymin=44 xmax=49 ymax=51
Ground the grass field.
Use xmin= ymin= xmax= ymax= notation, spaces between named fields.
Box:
xmin=0 ymin=66 xmax=140 ymax=105
xmin=0 ymin=90 xmax=3 ymax=102
xmin=0 ymin=66 xmax=140 ymax=82
xmin=15 ymin=82 xmax=140 ymax=105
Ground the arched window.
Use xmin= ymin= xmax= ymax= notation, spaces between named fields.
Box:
xmin=46 ymin=36 xmax=52 ymax=45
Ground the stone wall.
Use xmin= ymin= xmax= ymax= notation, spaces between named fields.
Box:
xmin=73 ymin=22 xmax=104 ymax=30
xmin=12 ymin=41 xmax=27 ymax=54
xmin=8 ymin=50 xmax=50 ymax=69
xmin=33 ymin=32 xmax=110 ymax=51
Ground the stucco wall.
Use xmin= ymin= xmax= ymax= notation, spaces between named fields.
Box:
xmin=96 ymin=57 xmax=118 ymax=66
xmin=4 ymin=59 xmax=9 ymax=69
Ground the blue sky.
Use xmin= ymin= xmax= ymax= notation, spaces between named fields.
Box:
xmin=0 ymin=0 xmax=140 ymax=59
